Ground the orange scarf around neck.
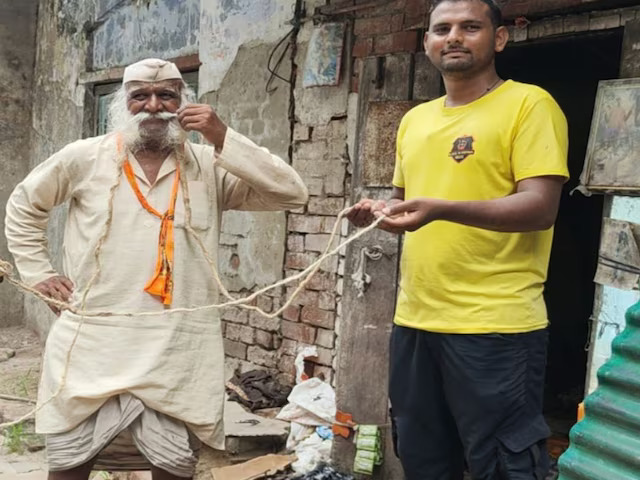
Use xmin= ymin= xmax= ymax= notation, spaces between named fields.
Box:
xmin=117 ymin=135 xmax=181 ymax=306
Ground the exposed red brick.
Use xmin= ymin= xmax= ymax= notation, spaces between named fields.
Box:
xmin=257 ymin=295 xmax=273 ymax=312
xmin=351 ymin=59 xmax=362 ymax=93
xmin=287 ymin=234 xmax=305 ymax=253
xmin=404 ymin=14 xmax=427 ymax=30
xmin=286 ymin=287 xmax=320 ymax=307
xmin=282 ymin=320 xmax=316 ymax=344
xmin=306 ymin=271 xmax=337 ymax=292
xmin=502 ymin=0 xmax=582 ymax=19
xmin=288 ymin=214 xmax=326 ymax=233
xmin=282 ymin=304 xmax=301 ymax=322
xmin=301 ymin=306 xmax=335 ymax=329
xmin=280 ymin=338 xmax=298 ymax=356
xmin=405 ymin=0 xmax=428 ymax=17
xmin=391 ymin=13 xmax=404 ymax=31
xmin=318 ymin=291 xmax=336 ymax=310
xmin=352 ymin=37 xmax=373 ymax=58
xmin=354 ymin=16 xmax=392 ymax=36
xmin=285 ymin=252 xmax=320 ymax=270
xmin=374 ymin=30 xmax=419 ymax=55
xmin=355 ymin=0 xmax=405 ymax=15
xmin=316 ymin=328 xmax=335 ymax=349
xmin=255 ymin=329 xmax=274 ymax=349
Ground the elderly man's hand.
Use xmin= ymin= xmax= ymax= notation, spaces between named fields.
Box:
xmin=177 ymin=104 xmax=228 ymax=151
xmin=345 ymin=199 xmax=387 ymax=228
xmin=34 ymin=275 xmax=74 ymax=316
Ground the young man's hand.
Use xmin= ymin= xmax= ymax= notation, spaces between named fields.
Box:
xmin=34 ymin=275 xmax=74 ymax=316
xmin=375 ymin=198 xmax=444 ymax=234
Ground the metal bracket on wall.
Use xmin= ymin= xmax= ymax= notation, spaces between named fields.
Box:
xmin=351 ymin=245 xmax=384 ymax=298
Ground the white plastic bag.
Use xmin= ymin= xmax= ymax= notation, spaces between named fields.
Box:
xmin=277 ymin=377 xmax=336 ymax=425
xmin=291 ymin=432 xmax=333 ymax=474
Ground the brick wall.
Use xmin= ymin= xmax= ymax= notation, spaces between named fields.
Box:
xmin=283 ymin=116 xmax=349 ymax=385
xmin=221 ymin=0 xmax=637 ymax=386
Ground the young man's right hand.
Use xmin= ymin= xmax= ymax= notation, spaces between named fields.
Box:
xmin=34 ymin=275 xmax=74 ymax=315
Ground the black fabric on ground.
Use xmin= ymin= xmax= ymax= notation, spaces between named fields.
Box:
xmin=226 ymin=369 xmax=292 ymax=411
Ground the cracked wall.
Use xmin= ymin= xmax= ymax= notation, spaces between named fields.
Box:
xmin=24 ymin=0 xmax=98 ymax=335
xmin=198 ymin=1 xmax=296 ymax=379
xmin=0 ymin=0 xmax=38 ymax=327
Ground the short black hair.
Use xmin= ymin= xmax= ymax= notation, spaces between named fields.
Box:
xmin=429 ymin=0 xmax=503 ymax=29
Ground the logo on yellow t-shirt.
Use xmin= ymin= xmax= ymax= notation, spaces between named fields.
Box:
xmin=449 ymin=135 xmax=475 ymax=162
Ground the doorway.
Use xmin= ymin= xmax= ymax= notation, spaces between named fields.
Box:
xmin=497 ymin=28 xmax=624 ymax=447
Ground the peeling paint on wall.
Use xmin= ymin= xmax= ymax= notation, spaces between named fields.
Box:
xmin=92 ymin=0 xmax=199 ymax=69
xmin=199 ymin=0 xmax=295 ymax=94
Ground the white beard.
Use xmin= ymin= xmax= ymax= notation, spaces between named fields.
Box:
xmin=117 ymin=111 xmax=187 ymax=151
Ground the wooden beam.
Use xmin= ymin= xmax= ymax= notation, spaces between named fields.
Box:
xmin=79 ymin=53 xmax=201 ymax=85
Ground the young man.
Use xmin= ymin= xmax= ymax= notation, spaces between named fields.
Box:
xmin=5 ymin=58 xmax=308 ymax=479
xmin=347 ymin=1 xmax=569 ymax=479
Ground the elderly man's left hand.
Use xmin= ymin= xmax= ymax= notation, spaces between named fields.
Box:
xmin=177 ymin=104 xmax=228 ymax=151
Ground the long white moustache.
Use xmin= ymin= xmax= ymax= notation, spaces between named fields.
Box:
xmin=120 ymin=112 xmax=187 ymax=150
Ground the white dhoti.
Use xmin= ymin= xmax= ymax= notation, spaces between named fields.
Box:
xmin=46 ymin=393 xmax=201 ymax=477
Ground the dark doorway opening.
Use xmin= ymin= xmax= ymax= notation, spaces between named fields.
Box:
xmin=497 ymin=28 xmax=624 ymax=445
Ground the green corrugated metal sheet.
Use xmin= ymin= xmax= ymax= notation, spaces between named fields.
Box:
xmin=558 ymin=301 xmax=640 ymax=480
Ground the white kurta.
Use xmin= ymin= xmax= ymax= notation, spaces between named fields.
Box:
xmin=4 ymin=128 xmax=308 ymax=448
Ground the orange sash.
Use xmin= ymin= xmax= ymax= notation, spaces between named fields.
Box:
xmin=118 ymin=135 xmax=181 ymax=305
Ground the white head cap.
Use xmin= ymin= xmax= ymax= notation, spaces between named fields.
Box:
xmin=122 ymin=58 xmax=183 ymax=84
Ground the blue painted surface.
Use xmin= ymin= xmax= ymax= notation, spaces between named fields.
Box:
xmin=92 ymin=0 xmax=199 ymax=69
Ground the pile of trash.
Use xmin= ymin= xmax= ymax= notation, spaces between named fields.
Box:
xmin=290 ymin=464 xmax=355 ymax=480
xmin=276 ymin=347 xmax=337 ymax=475
xmin=212 ymin=347 xmax=355 ymax=480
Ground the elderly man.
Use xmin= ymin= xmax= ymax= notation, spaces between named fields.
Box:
xmin=5 ymin=58 xmax=308 ymax=479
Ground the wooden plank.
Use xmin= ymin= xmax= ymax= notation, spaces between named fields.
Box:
xmin=332 ymin=48 xmax=406 ymax=480
xmin=413 ymin=53 xmax=442 ymax=101
xmin=79 ymin=53 xmax=201 ymax=85
xmin=333 ymin=188 xmax=402 ymax=479
xmin=362 ymin=100 xmax=418 ymax=186
xmin=370 ymin=53 xmax=413 ymax=102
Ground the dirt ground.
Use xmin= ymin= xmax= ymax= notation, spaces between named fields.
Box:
xmin=0 ymin=326 xmax=47 ymax=478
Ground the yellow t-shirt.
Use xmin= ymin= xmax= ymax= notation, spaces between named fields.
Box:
xmin=392 ymin=80 xmax=569 ymax=334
